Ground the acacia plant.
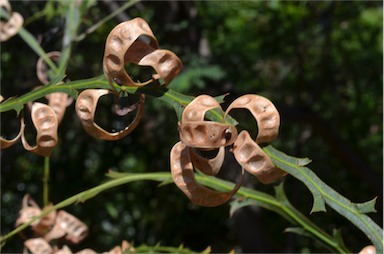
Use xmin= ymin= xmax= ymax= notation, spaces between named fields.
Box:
xmin=0 ymin=1 xmax=382 ymax=253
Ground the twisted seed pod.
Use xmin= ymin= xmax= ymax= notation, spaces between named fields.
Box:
xmin=0 ymin=0 xmax=11 ymax=13
xmin=359 ymin=245 xmax=376 ymax=254
xmin=36 ymin=51 xmax=60 ymax=85
xmin=179 ymin=122 xmax=237 ymax=149
xmin=47 ymin=92 xmax=71 ymax=123
xmin=0 ymin=119 xmax=25 ymax=149
xmin=189 ymin=147 xmax=225 ymax=176
xmin=15 ymin=194 xmax=42 ymax=229
xmin=181 ymin=94 xmax=223 ymax=123
xmin=75 ymin=89 xmax=144 ymax=140
xmin=103 ymin=17 xmax=182 ymax=88
xmin=21 ymin=102 xmax=58 ymax=157
xmin=24 ymin=238 xmax=53 ymax=254
xmin=76 ymin=249 xmax=97 ymax=254
xmin=55 ymin=245 xmax=72 ymax=254
xmin=233 ymin=131 xmax=286 ymax=184
xmin=0 ymin=0 xmax=23 ymax=42
xmin=225 ymin=94 xmax=280 ymax=144
xmin=56 ymin=210 xmax=88 ymax=244
xmin=170 ymin=141 xmax=242 ymax=207
xmin=180 ymin=95 xmax=237 ymax=175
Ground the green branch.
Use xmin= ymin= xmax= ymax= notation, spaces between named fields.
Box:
xmin=0 ymin=171 xmax=350 ymax=253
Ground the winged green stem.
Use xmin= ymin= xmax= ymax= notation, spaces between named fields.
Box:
xmin=194 ymin=174 xmax=349 ymax=253
xmin=0 ymin=171 xmax=349 ymax=253
xmin=0 ymin=76 xmax=236 ymax=125
xmin=264 ymin=145 xmax=383 ymax=253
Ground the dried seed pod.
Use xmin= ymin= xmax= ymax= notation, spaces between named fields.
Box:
xmin=189 ymin=147 xmax=225 ymax=176
xmin=0 ymin=118 xmax=25 ymax=149
xmin=24 ymin=238 xmax=53 ymax=254
xmin=0 ymin=0 xmax=11 ymax=13
xmin=15 ymin=194 xmax=42 ymax=229
xmin=21 ymin=102 xmax=58 ymax=157
xmin=182 ymin=94 xmax=223 ymax=123
xmin=55 ymin=245 xmax=73 ymax=254
xmin=0 ymin=2 xmax=23 ymax=42
xmin=43 ymin=220 xmax=66 ymax=242
xmin=103 ymin=17 xmax=182 ymax=88
xmin=178 ymin=121 xmax=237 ymax=149
xmin=32 ymin=204 xmax=57 ymax=237
xmin=359 ymin=245 xmax=376 ymax=254
xmin=170 ymin=141 xmax=242 ymax=207
xmin=225 ymin=94 xmax=280 ymax=144
xmin=36 ymin=51 xmax=61 ymax=84
xmin=46 ymin=92 xmax=70 ymax=123
xmin=56 ymin=210 xmax=88 ymax=244
xmin=137 ymin=49 xmax=183 ymax=85
xmin=16 ymin=195 xmax=57 ymax=239
xmin=76 ymin=249 xmax=97 ymax=254
xmin=75 ymin=89 xmax=144 ymax=140
xmin=233 ymin=130 xmax=286 ymax=184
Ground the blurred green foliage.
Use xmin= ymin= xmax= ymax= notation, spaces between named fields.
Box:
xmin=1 ymin=1 xmax=382 ymax=253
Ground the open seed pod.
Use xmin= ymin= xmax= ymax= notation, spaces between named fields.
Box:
xmin=0 ymin=0 xmax=23 ymax=42
xmin=170 ymin=141 xmax=243 ymax=207
xmin=15 ymin=194 xmax=42 ymax=230
xmin=21 ymin=102 xmax=58 ymax=157
xmin=46 ymin=92 xmax=71 ymax=124
xmin=0 ymin=115 xmax=25 ymax=149
xmin=179 ymin=94 xmax=238 ymax=175
xmin=55 ymin=210 xmax=88 ymax=244
xmin=225 ymin=94 xmax=285 ymax=184
xmin=233 ymin=131 xmax=286 ymax=184
xmin=24 ymin=238 xmax=53 ymax=254
xmin=36 ymin=51 xmax=60 ymax=85
xmin=75 ymin=89 xmax=144 ymax=140
xmin=103 ymin=17 xmax=182 ymax=88
xmin=225 ymin=94 xmax=280 ymax=144
xmin=0 ymin=94 xmax=23 ymax=149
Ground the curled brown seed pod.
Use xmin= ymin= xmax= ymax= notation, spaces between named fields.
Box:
xmin=0 ymin=119 xmax=25 ymax=149
xmin=55 ymin=210 xmax=88 ymax=244
xmin=189 ymin=147 xmax=225 ymax=176
xmin=76 ymin=249 xmax=97 ymax=254
xmin=0 ymin=0 xmax=11 ymax=13
xmin=233 ymin=130 xmax=286 ymax=184
xmin=46 ymin=92 xmax=71 ymax=123
xmin=170 ymin=141 xmax=242 ymax=207
xmin=179 ymin=94 xmax=237 ymax=176
xmin=182 ymin=94 xmax=223 ymax=123
xmin=24 ymin=238 xmax=53 ymax=254
xmin=15 ymin=194 xmax=42 ymax=229
xmin=103 ymin=17 xmax=182 ymax=88
xmin=21 ymin=102 xmax=58 ymax=157
xmin=178 ymin=121 xmax=237 ymax=149
xmin=75 ymin=89 xmax=144 ymax=140
xmin=36 ymin=51 xmax=61 ymax=84
xmin=225 ymin=94 xmax=280 ymax=144
xmin=359 ymin=245 xmax=376 ymax=254
xmin=0 ymin=0 xmax=23 ymax=42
